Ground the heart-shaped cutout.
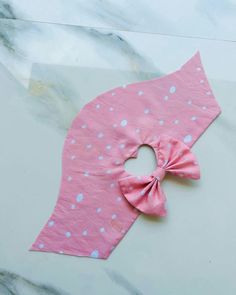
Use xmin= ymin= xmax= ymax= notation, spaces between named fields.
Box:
xmin=124 ymin=144 xmax=157 ymax=176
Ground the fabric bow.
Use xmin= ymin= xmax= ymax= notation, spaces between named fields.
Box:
xmin=118 ymin=135 xmax=200 ymax=216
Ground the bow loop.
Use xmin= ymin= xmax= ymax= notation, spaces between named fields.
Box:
xmin=118 ymin=135 xmax=200 ymax=216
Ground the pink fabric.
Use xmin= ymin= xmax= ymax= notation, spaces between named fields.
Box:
xmin=119 ymin=134 xmax=200 ymax=216
xmin=30 ymin=52 xmax=221 ymax=259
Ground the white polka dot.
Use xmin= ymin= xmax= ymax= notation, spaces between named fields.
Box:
xmin=110 ymin=183 xmax=115 ymax=188
xmin=76 ymin=193 xmax=84 ymax=202
xmin=148 ymin=192 xmax=152 ymax=197
xmin=71 ymin=204 xmax=76 ymax=209
xmin=70 ymin=155 xmax=76 ymax=160
xmin=196 ymin=67 xmax=201 ymax=71
xmin=164 ymin=95 xmax=169 ymax=101
xmin=187 ymin=100 xmax=192 ymax=105
xmin=183 ymin=134 xmax=192 ymax=143
xmin=86 ymin=144 xmax=92 ymax=149
xmin=115 ymin=160 xmax=121 ymax=165
xmin=138 ymin=91 xmax=144 ymax=96
xmin=116 ymin=196 xmax=122 ymax=202
xmin=144 ymin=108 xmax=150 ymax=114
xmin=119 ymin=143 xmax=125 ymax=149
xmin=112 ymin=214 xmax=117 ymax=220
xmin=38 ymin=243 xmax=44 ymax=249
xmin=122 ymin=84 xmax=127 ymax=88
xmin=81 ymin=124 xmax=87 ymax=129
xmin=113 ymin=123 xmax=117 ymax=128
xmin=90 ymin=250 xmax=99 ymax=258
xmin=96 ymin=104 xmax=100 ymax=109
xmin=96 ymin=208 xmax=102 ymax=213
xmin=191 ymin=116 xmax=197 ymax=121
xmin=71 ymin=139 xmax=76 ymax=144
xmin=67 ymin=176 xmax=72 ymax=182
xmin=106 ymin=144 xmax=112 ymax=150
xmin=200 ymin=80 xmax=204 ymax=84
xmin=169 ymin=86 xmax=176 ymax=94
xmin=206 ymin=91 xmax=211 ymax=96
xmin=84 ymin=171 xmax=89 ymax=177
xmin=120 ymin=119 xmax=128 ymax=127
xmin=59 ymin=251 xmax=64 ymax=254
xmin=159 ymin=120 xmax=164 ymax=125
xmin=135 ymin=128 xmax=140 ymax=133
xmin=174 ymin=119 xmax=179 ymax=124
xmin=106 ymin=170 xmax=112 ymax=174
xmin=111 ymin=92 xmax=116 ymax=96
xmin=48 ymin=220 xmax=55 ymax=227
xmin=82 ymin=230 xmax=88 ymax=236
xmin=97 ymin=132 xmax=104 ymax=138
xmin=202 ymin=106 xmax=207 ymax=110
xmin=109 ymin=107 xmax=114 ymax=111
xmin=100 ymin=227 xmax=105 ymax=233
xmin=65 ymin=231 xmax=71 ymax=238
xmin=98 ymin=155 xmax=103 ymax=160
xmin=136 ymin=176 xmax=142 ymax=180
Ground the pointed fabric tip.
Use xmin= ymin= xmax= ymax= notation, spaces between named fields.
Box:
xmin=180 ymin=51 xmax=201 ymax=72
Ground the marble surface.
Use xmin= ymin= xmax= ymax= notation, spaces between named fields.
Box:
xmin=0 ymin=2 xmax=236 ymax=295
xmin=1 ymin=0 xmax=236 ymax=41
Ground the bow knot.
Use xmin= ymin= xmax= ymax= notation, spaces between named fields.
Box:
xmin=152 ymin=167 xmax=166 ymax=182
xmin=118 ymin=135 xmax=200 ymax=216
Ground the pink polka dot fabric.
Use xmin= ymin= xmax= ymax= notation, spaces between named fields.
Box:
xmin=30 ymin=52 xmax=221 ymax=259
xmin=119 ymin=134 xmax=200 ymax=217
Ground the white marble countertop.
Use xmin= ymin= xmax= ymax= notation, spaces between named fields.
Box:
xmin=0 ymin=1 xmax=236 ymax=294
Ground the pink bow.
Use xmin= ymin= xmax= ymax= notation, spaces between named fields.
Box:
xmin=118 ymin=135 xmax=200 ymax=216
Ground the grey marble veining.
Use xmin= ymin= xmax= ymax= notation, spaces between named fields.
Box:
xmin=0 ymin=17 xmax=161 ymax=133
xmin=105 ymin=269 xmax=143 ymax=295
xmin=0 ymin=270 xmax=68 ymax=295
xmin=0 ymin=1 xmax=16 ymax=19
xmin=0 ymin=269 xmax=144 ymax=295
xmin=1 ymin=16 xmax=236 ymax=92
xmin=1 ymin=0 xmax=236 ymax=41
xmin=0 ymin=18 xmax=160 ymax=88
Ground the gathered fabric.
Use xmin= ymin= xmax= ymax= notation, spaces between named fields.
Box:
xmin=119 ymin=135 xmax=200 ymax=216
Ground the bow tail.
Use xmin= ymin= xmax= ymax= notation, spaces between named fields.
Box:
xmin=119 ymin=177 xmax=167 ymax=217
xmin=144 ymin=181 xmax=167 ymax=216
